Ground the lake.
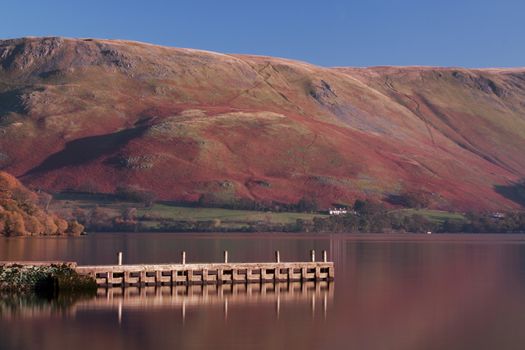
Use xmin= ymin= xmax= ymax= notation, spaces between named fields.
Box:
xmin=1 ymin=233 xmax=525 ymax=350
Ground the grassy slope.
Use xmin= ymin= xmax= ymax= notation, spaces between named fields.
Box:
xmin=0 ymin=38 xmax=524 ymax=211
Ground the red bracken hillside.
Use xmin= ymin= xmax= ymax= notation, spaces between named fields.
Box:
xmin=1 ymin=37 xmax=524 ymax=211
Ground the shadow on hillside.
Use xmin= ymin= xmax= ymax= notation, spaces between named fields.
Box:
xmin=24 ymin=126 xmax=148 ymax=175
xmin=494 ymin=180 xmax=525 ymax=208
xmin=0 ymin=89 xmax=27 ymax=116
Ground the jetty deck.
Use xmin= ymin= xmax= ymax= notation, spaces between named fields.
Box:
xmin=77 ymin=261 xmax=334 ymax=287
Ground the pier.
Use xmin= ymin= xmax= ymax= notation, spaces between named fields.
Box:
xmin=76 ymin=250 xmax=334 ymax=287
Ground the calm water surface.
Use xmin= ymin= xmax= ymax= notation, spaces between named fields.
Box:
xmin=1 ymin=233 xmax=525 ymax=350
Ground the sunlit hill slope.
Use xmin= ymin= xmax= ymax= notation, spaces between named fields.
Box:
xmin=1 ymin=37 xmax=524 ymax=210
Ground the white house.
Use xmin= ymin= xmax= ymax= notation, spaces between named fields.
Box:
xmin=329 ymin=208 xmax=348 ymax=215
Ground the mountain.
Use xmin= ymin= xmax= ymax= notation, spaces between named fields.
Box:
xmin=0 ymin=37 xmax=524 ymax=211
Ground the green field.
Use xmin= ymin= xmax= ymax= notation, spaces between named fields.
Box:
xmin=51 ymin=194 xmax=328 ymax=230
xmin=138 ymin=204 xmax=324 ymax=224
xmin=390 ymin=209 xmax=466 ymax=223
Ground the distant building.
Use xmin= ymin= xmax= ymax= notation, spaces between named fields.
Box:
xmin=329 ymin=208 xmax=348 ymax=216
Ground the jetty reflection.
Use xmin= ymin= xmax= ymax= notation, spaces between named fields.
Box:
xmin=92 ymin=281 xmax=333 ymax=322
xmin=1 ymin=281 xmax=333 ymax=321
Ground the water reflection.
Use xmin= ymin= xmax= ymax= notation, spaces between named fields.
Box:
xmin=2 ymin=234 xmax=525 ymax=350
xmin=0 ymin=281 xmax=334 ymax=323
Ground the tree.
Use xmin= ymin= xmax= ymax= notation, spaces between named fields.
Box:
xmin=68 ymin=220 xmax=85 ymax=236
xmin=122 ymin=207 xmax=137 ymax=221
xmin=116 ymin=186 xmax=156 ymax=207
xmin=442 ymin=219 xmax=464 ymax=233
xmin=353 ymin=199 xmax=389 ymax=232
xmin=402 ymin=214 xmax=434 ymax=233
xmin=387 ymin=191 xmax=431 ymax=209
xmin=88 ymin=206 xmax=112 ymax=230
xmin=37 ymin=191 xmax=53 ymax=212
xmin=2 ymin=211 xmax=27 ymax=236
xmin=296 ymin=197 xmax=319 ymax=212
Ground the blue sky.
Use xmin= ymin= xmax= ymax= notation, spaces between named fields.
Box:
xmin=3 ymin=0 xmax=525 ymax=67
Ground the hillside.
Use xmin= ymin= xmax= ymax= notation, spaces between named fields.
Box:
xmin=0 ymin=37 xmax=524 ymax=211
xmin=0 ymin=171 xmax=83 ymax=236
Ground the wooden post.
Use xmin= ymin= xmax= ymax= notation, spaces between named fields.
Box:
xmin=224 ymin=250 xmax=228 ymax=264
xmin=118 ymin=252 xmax=123 ymax=266
xmin=187 ymin=270 xmax=193 ymax=285
xmin=322 ymin=250 xmax=327 ymax=263
xmin=275 ymin=251 xmax=280 ymax=263
xmin=182 ymin=251 xmax=186 ymax=265
xmin=310 ymin=250 xmax=315 ymax=262
xmin=218 ymin=268 xmax=224 ymax=283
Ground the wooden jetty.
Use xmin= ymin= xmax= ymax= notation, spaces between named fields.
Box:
xmin=76 ymin=250 xmax=334 ymax=288
xmin=1 ymin=250 xmax=334 ymax=288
